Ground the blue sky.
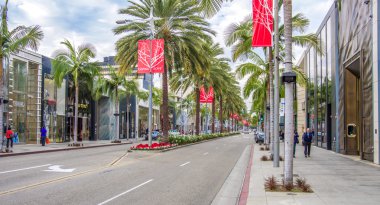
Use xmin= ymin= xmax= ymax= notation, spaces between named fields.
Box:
xmin=8 ymin=0 xmax=334 ymax=63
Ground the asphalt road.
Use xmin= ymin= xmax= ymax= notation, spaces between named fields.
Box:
xmin=0 ymin=134 xmax=253 ymax=205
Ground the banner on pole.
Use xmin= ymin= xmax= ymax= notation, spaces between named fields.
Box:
xmin=252 ymin=0 xmax=273 ymax=47
xmin=200 ymin=87 xmax=214 ymax=103
xmin=138 ymin=39 xmax=165 ymax=74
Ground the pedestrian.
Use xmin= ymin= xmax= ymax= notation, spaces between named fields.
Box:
xmin=302 ymin=128 xmax=313 ymax=158
xmin=6 ymin=126 xmax=14 ymax=152
xmin=293 ymin=130 xmax=299 ymax=158
xmin=41 ymin=126 xmax=47 ymax=146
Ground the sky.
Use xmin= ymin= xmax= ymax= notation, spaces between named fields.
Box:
xmin=7 ymin=0 xmax=335 ymax=107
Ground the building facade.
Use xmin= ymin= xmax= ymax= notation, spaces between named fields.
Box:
xmin=2 ymin=50 xmax=42 ymax=144
xmin=297 ymin=0 xmax=380 ymax=164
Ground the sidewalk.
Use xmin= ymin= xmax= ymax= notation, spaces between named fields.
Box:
xmin=0 ymin=138 xmax=145 ymax=157
xmin=247 ymin=143 xmax=380 ymax=205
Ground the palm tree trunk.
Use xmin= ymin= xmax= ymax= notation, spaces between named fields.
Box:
xmin=74 ymin=85 xmax=79 ymax=144
xmin=115 ymin=89 xmax=120 ymax=141
xmin=195 ymin=87 xmax=200 ymax=135
xmin=228 ymin=113 xmax=231 ymax=133
xmin=162 ymin=67 xmax=170 ymax=140
xmin=212 ymin=97 xmax=216 ymax=133
xmin=126 ymin=95 xmax=130 ymax=140
xmin=269 ymin=47 xmax=274 ymax=155
xmin=0 ymin=56 xmax=5 ymax=151
xmin=219 ymin=96 xmax=223 ymax=133
xmin=284 ymin=0 xmax=294 ymax=185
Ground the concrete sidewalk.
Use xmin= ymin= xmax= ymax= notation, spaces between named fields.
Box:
xmin=0 ymin=138 xmax=145 ymax=157
xmin=247 ymin=143 xmax=380 ymax=205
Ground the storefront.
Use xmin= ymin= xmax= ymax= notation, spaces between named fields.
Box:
xmin=4 ymin=50 xmax=42 ymax=144
xmin=297 ymin=0 xmax=375 ymax=162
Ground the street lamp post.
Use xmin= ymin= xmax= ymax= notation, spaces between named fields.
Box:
xmin=117 ymin=5 xmax=156 ymax=146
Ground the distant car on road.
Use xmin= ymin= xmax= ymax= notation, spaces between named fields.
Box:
xmin=169 ymin=130 xmax=180 ymax=136
xmin=255 ymin=132 xmax=265 ymax=144
xmin=243 ymin=129 xmax=250 ymax=134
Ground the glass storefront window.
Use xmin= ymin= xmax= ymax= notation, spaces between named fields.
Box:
xmin=327 ymin=18 xmax=333 ymax=104
xmin=320 ymin=27 xmax=327 ymax=148
xmin=308 ymin=48 xmax=316 ymax=130
xmin=9 ymin=59 xmax=28 ymax=143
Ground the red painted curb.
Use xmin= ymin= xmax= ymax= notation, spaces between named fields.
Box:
xmin=238 ymin=144 xmax=254 ymax=205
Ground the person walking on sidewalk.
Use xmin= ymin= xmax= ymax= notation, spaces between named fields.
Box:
xmin=41 ymin=126 xmax=47 ymax=146
xmin=6 ymin=126 xmax=14 ymax=152
xmin=293 ymin=130 xmax=299 ymax=158
xmin=302 ymin=128 xmax=313 ymax=158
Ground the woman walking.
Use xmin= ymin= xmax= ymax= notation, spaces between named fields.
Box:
xmin=6 ymin=126 xmax=14 ymax=152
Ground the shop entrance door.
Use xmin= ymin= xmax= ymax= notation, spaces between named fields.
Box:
xmin=344 ymin=58 xmax=361 ymax=155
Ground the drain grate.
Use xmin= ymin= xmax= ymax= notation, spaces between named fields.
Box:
xmin=280 ymin=174 xmax=299 ymax=177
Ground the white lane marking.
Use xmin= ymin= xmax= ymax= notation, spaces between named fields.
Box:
xmin=179 ymin=162 xmax=191 ymax=167
xmin=203 ymin=152 xmax=209 ymax=155
xmin=44 ymin=165 xmax=76 ymax=173
xmin=0 ymin=164 xmax=52 ymax=175
xmin=98 ymin=179 xmax=154 ymax=205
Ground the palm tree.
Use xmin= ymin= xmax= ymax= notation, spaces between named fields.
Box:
xmin=0 ymin=0 xmax=43 ymax=149
xmin=94 ymin=67 xmax=146 ymax=142
xmin=52 ymin=40 xmax=100 ymax=145
xmin=283 ymin=0 xmax=294 ymax=185
xmin=114 ymin=0 xmax=214 ymax=141
xmin=197 ymin=0 xmax=231 ymax=18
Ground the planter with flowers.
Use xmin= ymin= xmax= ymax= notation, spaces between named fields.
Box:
xmin=130 ymin=132 xmax=240 ymax=152
xmin=130 ymin=142 xmax=176 ymax=151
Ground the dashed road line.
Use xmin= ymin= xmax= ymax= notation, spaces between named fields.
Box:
xmin=98 ymin=179 xmax=154 ymax=205
xmin=179 ymin=162 xmax=191 ymax=167
xmin=0 ymin=164 xmax=52 ymax=175
xmin=203 ymin=152 xmax=209 ymax=155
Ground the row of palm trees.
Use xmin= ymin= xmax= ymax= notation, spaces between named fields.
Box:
xmin=225 ymin=2 xmax=318 ymax=140
xmin=113 ymin=0 xmax=246 ymax=142
xmin=0 ymin=0 xmax=246 ymax=145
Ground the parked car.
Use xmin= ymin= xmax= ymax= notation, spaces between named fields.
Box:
xmin=144 ymin=130 xmax=161 ymax=141
xmin=255 ymin=132 xmax=265 ymax=144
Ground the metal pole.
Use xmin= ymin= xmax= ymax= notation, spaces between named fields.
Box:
xmin=273 ymin=0 xmax=280 ymax=167
xmin=148 ymin=5 xmax=154 ymax=146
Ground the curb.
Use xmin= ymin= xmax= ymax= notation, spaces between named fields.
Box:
xmin=0 ymin=142 xmax=133 ymax=157
xmin=238 ymin=143 xmax=255 ymax=205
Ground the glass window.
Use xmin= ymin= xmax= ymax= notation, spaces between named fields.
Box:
xmin=320 ymin=27 xmax=327 ymax=148
xmin=327 ymin=18 xmax=332 ymax=104
xmin=308 ymin=48 xmax=316 ymax=130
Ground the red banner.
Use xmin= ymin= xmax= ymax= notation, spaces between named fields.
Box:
xmin=200 ymin=87 xmax=214 ymax=103
xmin=252 ymin=0 xmax=273 ymax=47
xmin=138 ymin=39 xmax=165 ymax=74
xmin=233 ymin=114 xmax=239 ymax=120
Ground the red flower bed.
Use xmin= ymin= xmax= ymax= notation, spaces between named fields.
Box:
xmin=130 ymin=142 xmax=176 ymax=150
